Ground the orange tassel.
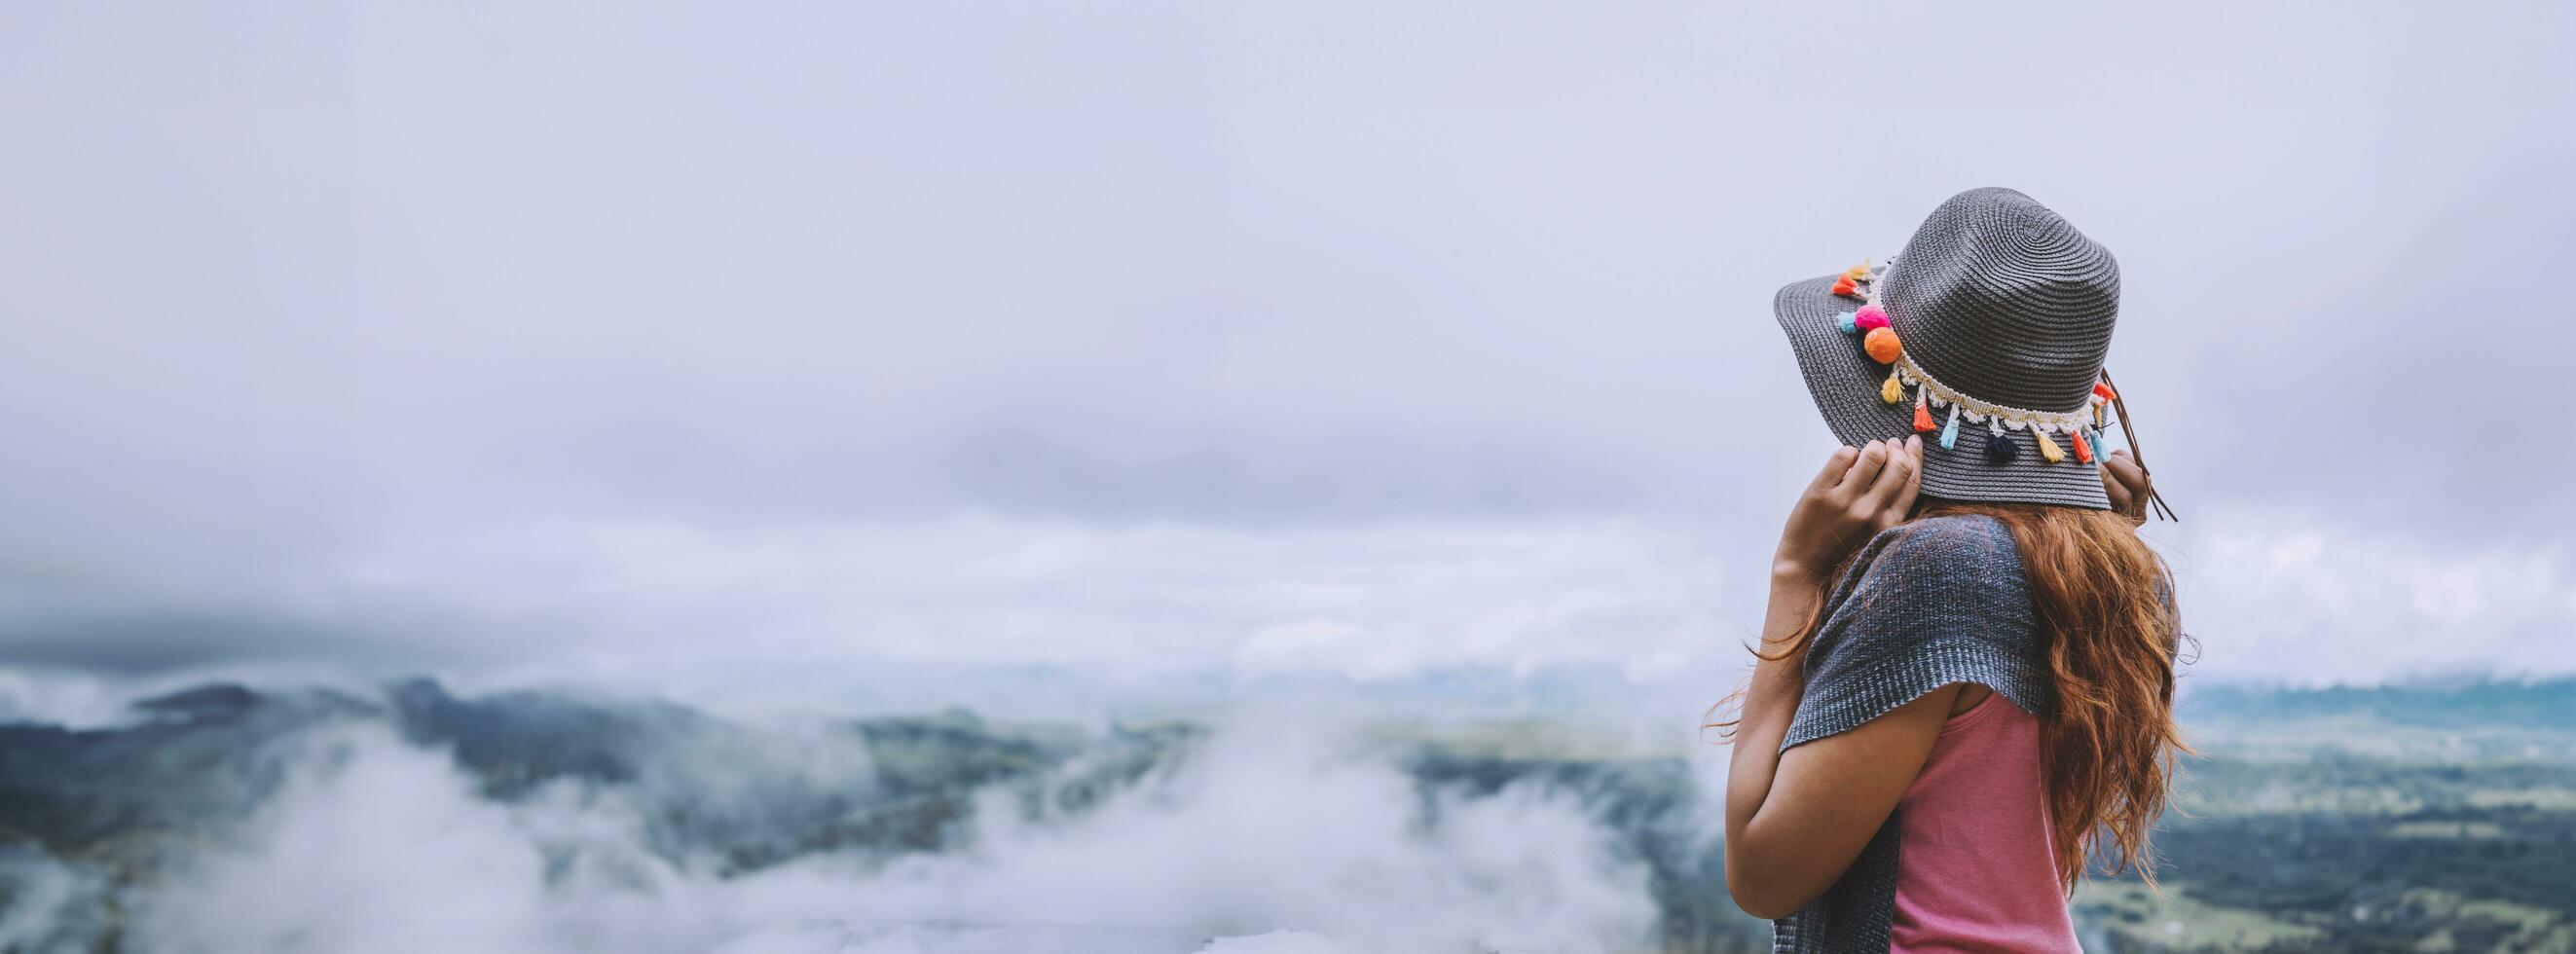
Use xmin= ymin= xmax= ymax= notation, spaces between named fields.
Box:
xmin=1831 ymin=275 xmax=1858 ymax=297
xmin=2092 ymin=382 xmax=2116 ymax=402
xmin=2070 ymin=427 xmax=2093 ymax=462
xmin=1913 ymin=393 xmax=1934 ymax=433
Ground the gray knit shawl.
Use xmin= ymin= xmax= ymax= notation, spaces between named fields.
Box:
xmin=1770 ymin=514 xmax=2051 ymax=954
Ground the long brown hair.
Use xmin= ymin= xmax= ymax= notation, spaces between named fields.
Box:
xmin=1712 ymin=500 xmax=2190 ymax=891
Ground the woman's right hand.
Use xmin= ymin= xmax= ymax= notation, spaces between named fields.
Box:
xmin=1772 ymin=436 xmax=1923 ymax=583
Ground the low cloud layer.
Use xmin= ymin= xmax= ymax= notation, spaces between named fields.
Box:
xmin=92 ymin=714 xmax=1656 ymax=953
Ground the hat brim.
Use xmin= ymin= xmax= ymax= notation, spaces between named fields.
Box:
xmin=1773 ymin=274 xmax=2113 ymax=510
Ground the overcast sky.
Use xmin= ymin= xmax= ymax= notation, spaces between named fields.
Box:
xmin=3 ymin=2 xmax=2570 ymax=712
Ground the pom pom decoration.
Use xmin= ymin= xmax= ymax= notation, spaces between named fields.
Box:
xmin=2070 ymin=427 xmax=2094 ymax=463
xmin=1831 ymin=275 xmax=1859 ymax=298
xmin=1854 ymin=306 xmax=1891 ymax=332
xmin=1938 ymin=406 xmax=1960 ymax=449
xmin=1912 ymin=389 xmax=1935 ymax=432
xmin=1984 ymin=431 xmax=2020 ymax=464
xmin=1842 ymin=261 xmax=1872 ymax=280
xmin=1863 ymin=326 xmax=1902 ymax=363
xmin=1882 ymin=368 xmax=1903 ymax=404
xmin=2035 ymin=430 xmax=2067 ymax=463
xmin=1834 ymin=311 xmax=1858 ymax=334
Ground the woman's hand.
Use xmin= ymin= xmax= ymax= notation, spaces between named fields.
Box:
xmin=2101 ymin=449 xmax=2153 ymax=526
xmin=1772 ymin=436 xmax=1924 ymax=583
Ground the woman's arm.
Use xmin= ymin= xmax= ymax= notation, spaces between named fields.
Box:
xmin=1725 ymin=637 xmax=1957 ymax=917
xmin=1724 ymin=436 xmax=1952 ymax=920
xmin=1723 ymin=440 xmax=2162 ymax=918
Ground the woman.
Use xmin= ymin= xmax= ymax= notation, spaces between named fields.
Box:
xmin=1717 ymin=188 xmax=2186 ymax=953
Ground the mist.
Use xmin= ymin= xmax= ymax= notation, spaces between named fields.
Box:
xmin=50 ymin=696 xmax=1669 ymax=948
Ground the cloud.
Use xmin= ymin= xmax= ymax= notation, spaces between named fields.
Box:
xmin=934 ymin=425 xmax=1638 ymax=525
xmin=2160 ymin=508 xmax=2576 ymax=685
xmin=843 ymin=707 xmax=1658 ymax=950
xmin=0 ymin=669 xmax=138 ymax=728
xmin=1194 ymin=933 xmax=1369 ymax=954
xmin=133 ymin=727 xmax=561 ymax=952
xmin=123 ymin=713 xmax=1658 ymax=954
xmin=0 ymin=610 xmax=381 ymax=675
xmin=9 ymin=501 xmax=2572 ymax=709
xmin=2 ymin=0 xmax=2572 ymax=694
xmin=0 ymin=847 xmax=112 ymax=952
xmin=0 ymin=514 xmax=1739 ymax=701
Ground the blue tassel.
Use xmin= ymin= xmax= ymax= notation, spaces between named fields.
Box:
xmin=1834 ymin=311 xmax=1858 ymax=334
xmin=1984 ymin=429 xmax=2020 ymax=464
xmin=1939 ymin=407 xmax=1960 ymax=450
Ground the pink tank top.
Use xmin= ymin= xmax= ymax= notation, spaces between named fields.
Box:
xmin=1888 ymin=692 xmax=2082 ymax=953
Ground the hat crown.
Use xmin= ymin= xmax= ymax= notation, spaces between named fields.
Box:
xmin=1882 ymin=188 xmax=2119 ymax=415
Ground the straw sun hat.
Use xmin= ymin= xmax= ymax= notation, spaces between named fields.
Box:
xmin=1772 ymin=187 xmax=2125 ymax=510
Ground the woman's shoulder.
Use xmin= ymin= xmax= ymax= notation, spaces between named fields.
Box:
xmin=1791 ymin=512 xmax=2048 ymax=748
xmin=1812 ymin=513 xmax=2038 ymax=653
xmin=1844 ymin=513 xmax=2024 ymax=590
xmin=1882 ymin=512 xmax=2019 ymax=558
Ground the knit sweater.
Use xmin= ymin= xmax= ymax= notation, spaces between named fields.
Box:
xmin=1770 ymin=514 xmax=2052 ymax=954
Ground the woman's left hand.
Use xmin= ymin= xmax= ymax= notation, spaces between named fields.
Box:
xmin=2101 ymin=450 xmax=2153 ymax=526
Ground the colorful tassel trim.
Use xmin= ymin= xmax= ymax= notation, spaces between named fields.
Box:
xmin=1885 ymin=348 xmax=2101 ymax=467
xmin=1834 ymin=311 xmax=1858 ymax=334
xmin=1829 ymin=259 xmax=1882 ymax=302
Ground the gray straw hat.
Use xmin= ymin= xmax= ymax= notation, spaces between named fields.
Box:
xmin=1773 ymin=186 xmax=2120 ymax=510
